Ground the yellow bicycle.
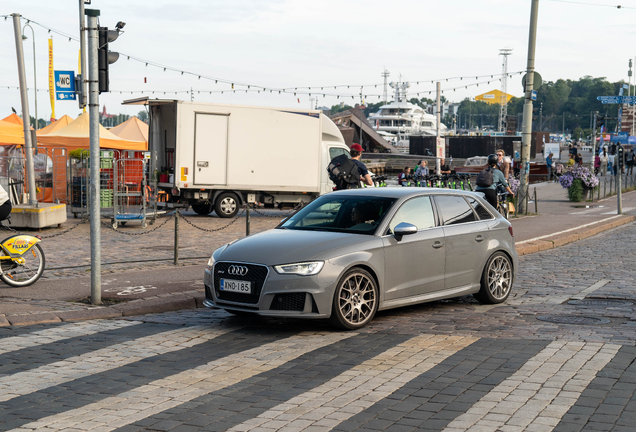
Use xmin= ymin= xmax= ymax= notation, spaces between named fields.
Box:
xmin=0 ymin=231 xmax=45 ymax=287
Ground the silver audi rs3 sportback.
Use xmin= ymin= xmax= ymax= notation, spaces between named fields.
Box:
xmin=203 ymin=188 xmax=518 ymax=330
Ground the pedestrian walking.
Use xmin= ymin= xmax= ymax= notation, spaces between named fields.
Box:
xmin=627 ymin=148 xmax=634 ymax=175
xmin=600 ymin=149 xmax=608 ymax=176
xmin=594 ymin=154 xmax=601 ymax=175
xmin=546 ymin=152 xmax=554 ymax=182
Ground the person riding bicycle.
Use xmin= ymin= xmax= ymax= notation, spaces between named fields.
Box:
xmin=475 ymin=154 xmax=514 ymax=209
xmin=0 ymin=184 xmax=11 ymax=222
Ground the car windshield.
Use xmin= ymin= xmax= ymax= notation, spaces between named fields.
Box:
xmin=278 ymin=195 xmax=397 ymax=235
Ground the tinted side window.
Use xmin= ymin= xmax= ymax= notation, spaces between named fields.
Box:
xmin=389 ymin=196 xmax=436 ymax=233
xmin=329 ymin=148 xmax=350 ymax=159
xmin=435 ymin=195 xmax=477 ymax=226
xmin=466 ymin=197 xmax=494 ymax=220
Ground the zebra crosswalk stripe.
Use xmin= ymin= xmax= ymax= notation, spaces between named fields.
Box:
xmin=0 ymin=325 xmax=235 ymax=403
xmin=227 ymin=334 xmax=478 ymax=432
xmin=9 ymin=331 xmax=355 ymax=432
xmin=0 ymin=320 xmax=141 ymax=355
xmin=441 ymin=341 xmax=621 ymax=431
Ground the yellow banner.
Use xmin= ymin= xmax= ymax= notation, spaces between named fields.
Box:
xmin=48 ymin=38 xmax=55 ymax=121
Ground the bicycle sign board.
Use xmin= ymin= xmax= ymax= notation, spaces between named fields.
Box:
xmin=597 ymin=95 xmax=636 ymax=104
xmin=54 ymin=70 xmax=76 ymax=101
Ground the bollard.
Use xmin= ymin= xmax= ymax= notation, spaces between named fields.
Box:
xmin=597 ymin=182 xmax=600 ymax=200
xmin=246 ymin=205 xmax=250 ymax=236
xmin=610 ymin=176 xmax=613 ymax=195
xmin=525 ymin=186 xmax=529 ymax=216
xmin=534 ymin=188 xmax=538 ymax=214
xmin=604 ymin=176 xmax=607 ymax=198
xmin=174 ymin=210 xmax=179 ymax=266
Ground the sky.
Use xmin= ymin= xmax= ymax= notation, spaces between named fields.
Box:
xmin=1 ymin=0 xmax=635 ymax=122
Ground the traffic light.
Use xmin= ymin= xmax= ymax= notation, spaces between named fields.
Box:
xmin=98 ymin=23 xmax=124 ymax=93
xmin=532 ymin=107 xmax=539 ymax=121
xmin=596 ymin=114 xmax=605 ymax=128
xmin=617 ymin=144 xmax=625 ymax=169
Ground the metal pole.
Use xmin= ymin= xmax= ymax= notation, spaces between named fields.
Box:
xmin=534 ymin=188 xmax=538 ymax=214
xmin=246 ymin=205 xmax=251 ymax=236
xmin=174 ymin=211 xmax=179 ymax=265
xmin=22 ymin=24 xmax=37 ymax=129
xmin=591 ymin=112 xmax=598 ymax=156
xmin=618 ymin=146 xmax=623 ymax=214
xmin=12 ymin=14 xmax=37 ymax=206
xmin=78 ymin=0 xmax=87 ymax=109
xmin=86 ymin=9 xmax=101 ymax=305
xmin=519 ymin=0 xmax=539 ymax=214
xmin=436 ymin=81 xmax=441 ymax=174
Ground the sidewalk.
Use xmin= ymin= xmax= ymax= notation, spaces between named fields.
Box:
xmin=1 ymin=183 xmax=635 ymax=326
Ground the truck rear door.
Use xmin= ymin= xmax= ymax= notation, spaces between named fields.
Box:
xmin=194 ymin=113 xmax=229 ymax=185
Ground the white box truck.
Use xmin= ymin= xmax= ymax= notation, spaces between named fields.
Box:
xmin=123 ymin=99 xmax=350 ymax=217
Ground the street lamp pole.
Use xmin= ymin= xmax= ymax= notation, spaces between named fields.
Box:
xmin=519 ymin=0 xmax=540 ymax=215
xmin=21 ymin=23 xmax=38 ymax=129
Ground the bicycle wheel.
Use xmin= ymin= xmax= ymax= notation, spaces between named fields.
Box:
xmin=1 ymin=244 xmax=45 ymax=287
xmin=497 ymin=202 xmax=510 ymax=220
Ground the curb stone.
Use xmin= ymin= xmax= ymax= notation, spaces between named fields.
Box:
xmin=515 ymin=215 xmax=636 ymax=256
xmin=3 ymin=217 xmax=636 ymax=326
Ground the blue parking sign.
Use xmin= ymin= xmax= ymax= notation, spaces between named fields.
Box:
xmin=54 ymin=70 xmax=76 ymax=101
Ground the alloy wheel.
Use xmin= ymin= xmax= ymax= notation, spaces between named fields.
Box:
xmin=487 ymin=255 xmax=512 ymax=300
xmin=338 ymin=272 xmax=376 ymax=326
xmin=220 ymin=197 xmax=237 ymax=215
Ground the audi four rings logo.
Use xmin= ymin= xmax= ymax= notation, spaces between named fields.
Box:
xmin=228 ymin=265 xmax=249 ymax=276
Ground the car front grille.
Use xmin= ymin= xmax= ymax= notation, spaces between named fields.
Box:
xmin=213 ymin=262 xmax=268 ymax=304
xmin=270 ymin=293 xmax=306 ymax=311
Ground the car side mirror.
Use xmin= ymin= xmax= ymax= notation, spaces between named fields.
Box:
xmin=393 ymin=222 xmax=418 ymax=241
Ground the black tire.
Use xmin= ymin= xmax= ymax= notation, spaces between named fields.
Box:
xmin=1 ymin=244 xmax=45 ymax=287
xmin=192 ymin=203 xmax=213 ymax=216
xmin=498 ymin=202 xmax=509 ymax=219
xmin=330 ymin=267 xmax=379 ymax=330
xmin=214 ymin=193 xmax=240 ymax=218
xmin=474 ymin=252 xmax=513 ymax=304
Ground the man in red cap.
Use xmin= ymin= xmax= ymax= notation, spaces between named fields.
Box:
xmin=350 ymin=143 xmax=374 ymax=187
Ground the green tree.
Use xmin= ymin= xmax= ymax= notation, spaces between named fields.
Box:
xmin=137 ymin=110 xmax=148 ymax=123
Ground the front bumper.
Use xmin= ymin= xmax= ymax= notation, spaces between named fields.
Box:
xmin=203 ymin=262 xmax=340 ymax=319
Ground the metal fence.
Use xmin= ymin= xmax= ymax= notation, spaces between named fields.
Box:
xmin=0 ymin=156 xmax=26 ymax=205
xmin=69 ymin=150 xmax=157 ymax=224
xmin=112 ymin=152 xmax=157 ymax=228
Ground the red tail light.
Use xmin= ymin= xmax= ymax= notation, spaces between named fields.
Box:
xmin=508 ymin=226 xmax=514 ymax=237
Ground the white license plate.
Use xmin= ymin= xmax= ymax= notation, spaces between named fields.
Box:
xmin=220 ymin=279 xmax=251 ymax=294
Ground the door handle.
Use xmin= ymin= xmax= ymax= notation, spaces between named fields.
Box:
xmin=432 ymin=241 xmax=444 ymax=249
xmin=475 ymin=235 xmax=485 ymax=242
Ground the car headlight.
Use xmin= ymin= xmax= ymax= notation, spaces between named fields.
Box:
xmin=206 ymin=255 xmax=215 ymax=270
xmin=274 ymin=261 xmax=324 ymax=276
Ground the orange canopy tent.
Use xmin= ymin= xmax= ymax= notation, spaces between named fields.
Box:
xmin=0 ymin=120 xmax=27 ymax=146
xmin=2 ymin=113 xmax=23 ymax=125
xmin=37 ymin=115 xmax=74 ymax=135
xmin=37 ymin=112 xmax=147 ymax=151
xmin=109 ymin=116 xmax=148 ymax=143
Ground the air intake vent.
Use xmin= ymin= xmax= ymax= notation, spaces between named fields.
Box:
xmin=270 ymin=293 xmax=306 ymax=311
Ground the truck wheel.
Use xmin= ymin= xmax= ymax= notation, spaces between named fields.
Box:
xmin=192 ymin=203 xmax=213 ymax=216
xmin=214 ymin=193 xmax=239 ymax=218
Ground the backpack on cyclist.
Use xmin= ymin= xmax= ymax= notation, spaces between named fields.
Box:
xmin=476 ymin=167 xmax=494 ymax=188
xmin=327 ymin=154 xmax=360 ymax=190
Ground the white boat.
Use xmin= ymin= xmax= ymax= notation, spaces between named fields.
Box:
xmin=368 ymin=80 xmax=448 ymax=153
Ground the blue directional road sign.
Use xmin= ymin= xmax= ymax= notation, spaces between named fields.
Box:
xmin=531 ymin=90 xmax=537 ymax=101
xmin=597 ymin=95 xmax=636 ymax=104
xmin=54 ymin=70 xmax=76 ymax=101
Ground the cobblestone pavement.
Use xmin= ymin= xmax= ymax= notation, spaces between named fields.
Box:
xmin=37 ymin=209 xmax=283 ymax=280
xmin=2 ymin=223 xmax=636 ymax=431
